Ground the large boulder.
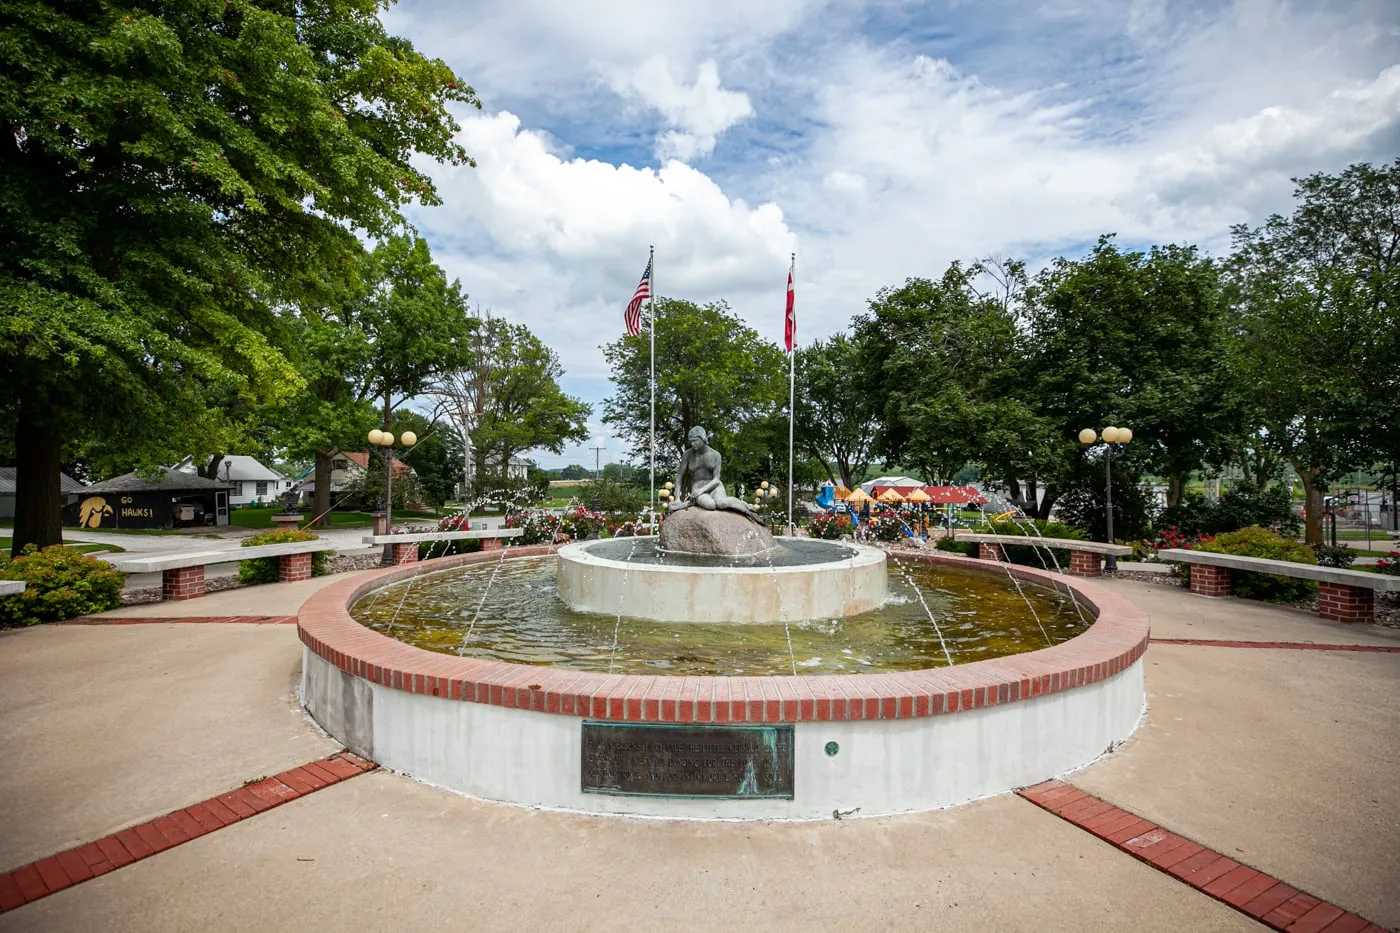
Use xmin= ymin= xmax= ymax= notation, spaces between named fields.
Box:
xmin=659 ymin=507 xmax=776 ymax=557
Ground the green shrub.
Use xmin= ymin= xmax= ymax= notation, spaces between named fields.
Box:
xmin=1312 ymin=544 xmax=1355 ymax=569
xmin=934 ymin=537 xmax=977 ymax=557
xmin=238 ymin=528 xmax=328 ymax=584
xmin=986 ymin=519 xmax=1084 ymax=569
xmin=0 ymin=545 xmax=126 ymax=625
xmin=1193 ymin=525 xmax=1317 ymax=602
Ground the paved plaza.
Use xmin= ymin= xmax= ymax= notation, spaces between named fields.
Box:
xmin=1 ymin=572 xmax=1397 ymax=931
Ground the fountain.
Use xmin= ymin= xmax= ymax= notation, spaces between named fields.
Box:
xmin=298 ymin=427 xmax=1148 ymax=820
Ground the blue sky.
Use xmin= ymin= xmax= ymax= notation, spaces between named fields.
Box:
xmin=383 ymin=0 xmax=1400 ymax=469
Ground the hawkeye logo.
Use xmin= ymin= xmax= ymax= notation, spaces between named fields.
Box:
xmin=77 ymin=497 xmax=113 ymax=528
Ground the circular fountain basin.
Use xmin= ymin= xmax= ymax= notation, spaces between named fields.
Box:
xmin=298 ymin=546 xmax=1149 ymax=820
xmin=555 ymin=538 xmax=887 ymax=624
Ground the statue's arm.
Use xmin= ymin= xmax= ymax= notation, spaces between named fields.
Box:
xmin=673 ymin=454 xmax=687 ymax=498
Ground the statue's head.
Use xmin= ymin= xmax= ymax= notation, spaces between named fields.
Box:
xmin=686 ymin=426 xmax=708 ymax=450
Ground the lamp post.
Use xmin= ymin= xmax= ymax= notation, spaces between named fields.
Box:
xmin=1078 ymin=425 xmax=1132 ymax=572
xmin=368 ymin=428 xmax=417 ymax=534
xmin=753 ymin=481 xmax=780 ymax=532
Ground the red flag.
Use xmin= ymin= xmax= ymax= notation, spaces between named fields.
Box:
xmin=783 ymin=261 xmax=796 ymax=353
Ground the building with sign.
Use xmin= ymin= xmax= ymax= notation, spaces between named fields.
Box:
xmin=61 ymin=469 xmax=232 ymax=530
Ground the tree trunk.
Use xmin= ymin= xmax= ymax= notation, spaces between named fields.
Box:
xmin=1292 ymin=461 xmax=1323 ymax=545
xmin=312 ymin=449 xmax=334 ymax=527
xmin=1166 ymin=473 xmax=1185 ymax=508
xmin=197 ymin=454 xmax=226 ymax=480
xmin=13 ymin=395 xmax=63 ymax=556
xmin=1036 ymin=488 xmax=1059 ymax=522
xmin=837 ymin=459 xmax=853 ymax=490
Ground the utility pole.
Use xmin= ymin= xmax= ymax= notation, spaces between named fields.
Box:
xmin=592 ymin=440 xmax=606 ymax=483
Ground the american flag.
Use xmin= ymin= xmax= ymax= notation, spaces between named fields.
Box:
xmin=624 ymin=258 xmax=652 ymax=337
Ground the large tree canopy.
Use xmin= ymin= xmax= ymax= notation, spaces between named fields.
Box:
xmin=601 ymin=297 xmax=786 ymax=483
xmin=1225 ymin=160 xmax=1400 ymax=543
xmin=274 ymin=233 xmax=475 ymax=520
xmin=1 ymin=0 xmax=479 ymax=553
xmin=793 ymin=334 xmax=877 ymax=490
xmin=433 ymin=317 xmax=590 ymax=492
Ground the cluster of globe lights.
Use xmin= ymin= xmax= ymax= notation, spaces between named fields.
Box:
xmin=367 ymin=428 xmax=417 ymax=447
xmin=1078 ymin=426 xmax=1133 ymax=445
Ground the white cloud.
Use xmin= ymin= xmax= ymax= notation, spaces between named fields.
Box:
xmin=612 ymin=57 xmax=755 ymax=161
xmin=386 ymin=0 xmax=1400 ymax=468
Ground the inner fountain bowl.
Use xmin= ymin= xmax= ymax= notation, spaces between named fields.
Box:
xmin=555 ymin=538 xmax=887 ymax=624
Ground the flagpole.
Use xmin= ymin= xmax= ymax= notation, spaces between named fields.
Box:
xmin=787 ymin=252 xmax=796 ymax=537
xmin=648 ymin=245 xmax=656 ymax=523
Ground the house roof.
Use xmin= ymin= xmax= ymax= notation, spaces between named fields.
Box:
xmin=0 ymin=468 xmax=86 ymax=495
xmin=175 ymin=455 xmax=287 ymax=482
xmin=81 ymin=469 xmax=232 ymax=494
xmin=341 ymin=450 xmax=415 ymax=477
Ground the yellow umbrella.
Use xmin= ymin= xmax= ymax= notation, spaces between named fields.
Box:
xmin=877 ymin=488 xmax=905 ymax=503
xmin=905 ymin=488 xmax=932 ymax=503
xmin=844 ymin=488 xmax=874 ymax=505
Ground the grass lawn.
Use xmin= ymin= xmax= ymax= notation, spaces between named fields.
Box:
xmin=231 ymin=507 xmax=445 ymax=530
xmin=1331 ymin=529 xmax=1399 ymax=541
xmin=1 ymin=537 xmax=125 ymax=556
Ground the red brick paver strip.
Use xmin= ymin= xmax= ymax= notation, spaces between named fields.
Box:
xmin=1150 ymin=638 xmax=1400 ymax=653
xmin=1018 ymin=780 xmax=1387 ymax=931
xmin=0 ymin=751 xmax=374 ymax=914
xmin=66 ymin=615 xmax=297 ymax=625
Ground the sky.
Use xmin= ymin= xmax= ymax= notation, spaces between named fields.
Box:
xmin=385 ymin=0 xmax=1400 ymax=470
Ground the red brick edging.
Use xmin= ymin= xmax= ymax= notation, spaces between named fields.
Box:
xmin=296 ymin=547 xmax=1150 ymax=724
xmin=66 ymin=615 xmax=296 ymax=625
xmin=0 ymin=751 xmax=375 ymax=914
xmin=1018 ymin=781 xmax=1385 ymax=932
xmin=1152 ymin=638 xmax=1400 ymax=653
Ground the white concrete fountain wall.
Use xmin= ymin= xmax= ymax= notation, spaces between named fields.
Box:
xmin=297 ymin=548 xmax=1151 ymax=821
xmin=554 ymin=540 xmax=888 ymax=624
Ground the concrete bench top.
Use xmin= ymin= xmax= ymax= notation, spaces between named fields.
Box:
xmin=0 ymin=580 xmax=26 ymax=596
xmin=956 ymin=534 xmax=1134 ymax=557
xmin=1156 ymin=548 xmax=1400 ymax=591
xmin=102 ymin=540 xmax=339 ymax=574
xmin=361 ymin=528 xmax=526 ymax=545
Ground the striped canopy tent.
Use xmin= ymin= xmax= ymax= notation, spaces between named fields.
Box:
xmin=876 ymin=487 xmax=905 ymax=503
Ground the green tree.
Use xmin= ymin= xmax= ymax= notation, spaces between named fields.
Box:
xmin=854 ymin=264 xmax=1024 ymax=486
xmin=392 ymin=409 xmax=463 ymax=507
xmin=273 ymin=234 xmax=475 ymax=521
xmin=601 ymin=297 xmax=786 ymax=479
xmin=1 ymin=0 xmax=479 ymax=554
xmin=434 ymin=317 xmax=590 ymax=491
xmin=1224 ymin=161 xmax=1399 ymax=543
xmin=793 ymin=334 xmax=876 ymax=489
xmin=1015 ymin=238 xmax=1238 ymax=521
xmin=560 ymin=464 xmax=591 ymax=481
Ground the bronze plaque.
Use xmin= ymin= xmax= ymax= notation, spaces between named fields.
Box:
xmin=581 ymin=722 xmax=795 ymax=798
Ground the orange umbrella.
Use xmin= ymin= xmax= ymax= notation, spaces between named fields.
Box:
xmin=844 ymin=488 xmax=874 ymax=505
xmin=834 ymin=485 xmax=852 ymax=500
xmin=877 ymin=488 xmax=905 ymax=503
xmin=905 ymin=488 xmax=932 ymax=503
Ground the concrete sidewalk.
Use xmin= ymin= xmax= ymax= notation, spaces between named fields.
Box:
xmin=1 ymin=570 xmax=1397 ymax=930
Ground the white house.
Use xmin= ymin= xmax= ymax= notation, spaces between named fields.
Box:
xmin=174 ymin=455 xmax=294 ymax=506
